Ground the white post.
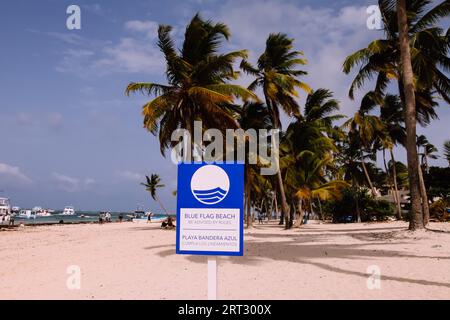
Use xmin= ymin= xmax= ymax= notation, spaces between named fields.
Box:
xmin=207 ymin=256 xmax=217 ymax=300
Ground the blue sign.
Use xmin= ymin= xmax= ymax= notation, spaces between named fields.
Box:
xmin=176 ymin=163 xmax=244 ymax=256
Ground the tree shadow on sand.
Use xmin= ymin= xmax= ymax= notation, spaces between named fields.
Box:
xmin=144 ymin=225 xmax=450 ymax=288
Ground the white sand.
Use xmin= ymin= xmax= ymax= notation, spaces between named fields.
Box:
xmin=0 ymin=221 xmax=449 ymax=300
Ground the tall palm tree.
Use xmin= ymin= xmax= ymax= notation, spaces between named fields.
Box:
xmin=398 ymin=0 xmax=423 ymax=230
xmin=444 ymin=140 xmax=450 ymax=166
xmin=240 ymin=33 xmax=311 ymax=229
xmin=126 ymin=14 xmax=257 ymax=155
xmin=238 ymin=102 xmax=273 ymax=228
xmin=343 ymin=0 xmax=450 ymax=230
xmin=358 ymin=92 xmax=405 ymax=218
xmin=141 ymin=174 xmax=169 ymax=215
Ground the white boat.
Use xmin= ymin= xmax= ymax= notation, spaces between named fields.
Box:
xmin=19 ymin=209 xmax=35 ymax=219
xmin=11 ymin=206 xmax=20 ymax=214
xmin=0 ymin=198 xmax=11 ymax=217
xmin=61 ymin=206 xmax=75 ymax=216
xmin=32 ymin=207 xmax=52 ymax=217
xmin=36 ymin=209 xmax=51 ymax=217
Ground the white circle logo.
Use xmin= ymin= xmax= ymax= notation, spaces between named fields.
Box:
xmin=191 ymin=165 xmax=230 ymax=205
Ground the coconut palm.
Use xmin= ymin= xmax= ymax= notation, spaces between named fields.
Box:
xmin=344 ymin=109 xmax=389 ymax=197
xmin=343 ymin=0 xmax=450 ymax=230
xmin=444 ymin=140 xmax=450 ymax=166
xmin=417 ymin=135 xmax=439 ymax=173
xmin=240 ymin=33 xmax=311 ymax=228
xmin=358 ymin=92 xmax=405 ymax=218
xmin=126 ymin=14 xmax=257 ymax=155
xmin=141 ymin=174 xmax=169 ymax=215
xmin=238 ymin=102 xmax=274 ymax=228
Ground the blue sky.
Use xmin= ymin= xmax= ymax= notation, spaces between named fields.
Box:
xmin=0 ymin=0 xmax=448 ymax=211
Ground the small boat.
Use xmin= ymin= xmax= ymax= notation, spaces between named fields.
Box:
xmin=61 ymin=206 xmax=75 ymax=216
xmin=11 ymin=206 xmax=21 ymax=214
xmin=0 ymin=198 xmax=11 ymax=216
xmin=19 ymin=209 xmax=35 ymax=219
xmin=35 ymin=208 xmax=51 ymax=217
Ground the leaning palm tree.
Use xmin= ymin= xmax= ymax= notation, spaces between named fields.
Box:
xmin=126 ymin=14 xmax=257 ymax=156
xmin=444 ymin=140 xmax=450 ymax=166
xmin=141 ymin=174 xmax=169 ymax=215
xmin=240 ymin=33 xmax=311 ymax=229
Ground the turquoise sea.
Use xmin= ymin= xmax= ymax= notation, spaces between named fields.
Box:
xmin=13 ymin=211 xmax=168 ymax=225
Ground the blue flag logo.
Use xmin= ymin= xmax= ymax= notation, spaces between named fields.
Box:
xmin=190 ymin=165 xmax=230 ymax=205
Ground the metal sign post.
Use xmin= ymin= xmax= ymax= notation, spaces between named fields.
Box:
xmin=207 ymin=256 xmax=217 ymax=300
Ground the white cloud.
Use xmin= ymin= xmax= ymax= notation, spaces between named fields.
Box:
xmin=0 ymin=163 xmax=33 ymax=184
xmin=51 ymin=173 xmax=96 ymax=193
xmin=125 ymin=20 xmax=159 ymax=38
xmin=48 ymin=21 xmax=163 ymax=76
xmin=217 ymin=0 xmax=380 ymax=117
xmin=93 ymin=37 xmax=163 ymax=74
xmin=115 ymin=170 xmax=142 ymax=181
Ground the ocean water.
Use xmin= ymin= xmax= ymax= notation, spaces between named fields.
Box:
xmin=13 ymin=211 xmax=168 ymax=225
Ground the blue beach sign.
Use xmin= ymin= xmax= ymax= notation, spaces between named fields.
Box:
xmin=176 ymin=163 xmax=244 ymax=256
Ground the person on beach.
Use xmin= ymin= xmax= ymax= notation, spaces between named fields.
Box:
xmin=147 ymin=212 xmax=152 ymax=223
xmin=99 ymin=213 xmax=104 ymax=224
xmin=161 ymin=216 xmax=175 ymax=229
xmin=118 ymin=213 xmax=123 ymax=222
xmin=9 ymin=213 xmax=15 ymax=226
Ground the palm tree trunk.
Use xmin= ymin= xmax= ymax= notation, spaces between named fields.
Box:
xmin=360 ymin=158 xmax=376 ymax=197
xmin=424 ymin=150 xmax=429 ymax=174
xmin=397 ymin=0 xmax=423 ymax=230
xmin=418 ymin=164 xmax=430 ymax=226
xmin=246 ymin=185 xmax=252 ymax=228
xmin=266 ymin=95 xmax=289 ymax=228
xmin=317 ymin=197 xmax=324 ymax=221
xmin=276 ymin=168 xmax=290 ymax=229
xmin=390 ymin=149 xmax=402 ymax=220
xmin=156 ymin=195 xmax=170 ymax=216
xmin=294 ymin=199 xmax=304 ymax=228
xmin=274 ymin=192 xmax=279 ymax=221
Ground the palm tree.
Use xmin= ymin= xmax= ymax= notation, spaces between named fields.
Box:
xmin=238 ymin=102 xmax=273 ymax=228
xmin=343 ymin=0 xmax=450 ymax=229
xmin=344 ymin=110 xmax=388 ymax=197
xmin=281 ymin=89 xmax=343 ymax=226
xmin=240 ymin=33 xmax=311 ymax=229
xmin=141 ymin=174 xmax=169 ymax=215
xmin=358 ymin=92 xmax=405 ymax=218
xmin=444 ymin=140 xmax=450 ymax=166
xmin=417 ymin=135 xmax=438 ymax=173
xmin=126 ymin=14 xmax=257 ymax=156
xmin=397 ymin=0 xmax=423 ymax=230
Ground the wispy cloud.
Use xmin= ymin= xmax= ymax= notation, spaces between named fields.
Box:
xmin=125 ymin=20 xmax=159 ymax=38
xmin=51 ymin=173 xmax=96 ymax=193
xmin=217 ymin=0 xmax=380 ymax=116
xmin=0 ymin=163 xmax=33 ymax=184
xmin=39 ymin=20 xmax=164 ymax=76
xmin=14 ymin=113 xmax=64 ymax=130
xmin=115 ymin=170 xmax=142 ymax=182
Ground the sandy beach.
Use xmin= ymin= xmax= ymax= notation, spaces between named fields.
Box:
xmin=0 ymin=221 xmax=449 ymax=300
